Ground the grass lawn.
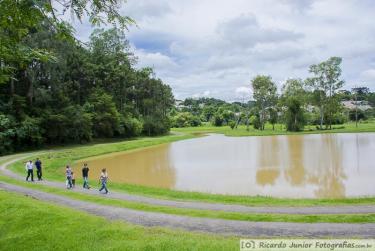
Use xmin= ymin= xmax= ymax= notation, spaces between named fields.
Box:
xmin=172 ymin=121 xmax=375 ymax=137
xmin=5 ymin=121 xmax=375 ymax=207
xmin=0 ymin=190 xmax=237 ymax=251
xmin=1 ymin=177 xmax=375 ymax=224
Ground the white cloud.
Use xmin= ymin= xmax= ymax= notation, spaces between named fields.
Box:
xmin=192 ymin=90 xmax=212 ymax=98
xmin=134 ymin=49 xmax=178 ymax=71
xmin=68 ymin=0 xmax=375 ymax=100
xmin=361 ymin=69 xmax=375 ymax=80
xmin=235 ymin=86 xmax=252 ymax=96
xmin=359 ymin=69 xmax=375 ymax=89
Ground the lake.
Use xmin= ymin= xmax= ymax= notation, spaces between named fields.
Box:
xmin=74 ymin=133 xmax=375 ymax=198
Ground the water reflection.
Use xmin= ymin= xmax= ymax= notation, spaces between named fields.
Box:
xmin=284 ymin=135 xmax=305 ymax=186
xmin=75 ymin=144 xmax=176 ymax=188
xmin=311 ymin=135 xmax=346 ymax=198
xmin=75 ymin=133 xmax=375 ymax=198
xmin=256 ymin=136 xmax=280 ymax=186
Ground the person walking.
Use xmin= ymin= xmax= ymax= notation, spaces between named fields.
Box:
xmin=82 ymin=163 xmax=90 ymax=189
xmin=71 ymin=172 xmax=76 ymax=188
xmin=35 ymin=158 xmax=42 ymax=181
xmin=25 ymin=160 xmax=34 ymax=182
xmin=99 ymin=168 xmax=108 ymax=194
xmin=65 ymin=165 xmax=73 ymax=189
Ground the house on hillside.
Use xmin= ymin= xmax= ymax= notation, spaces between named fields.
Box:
xmin=341 ymin=100 xmax=372 ymax=111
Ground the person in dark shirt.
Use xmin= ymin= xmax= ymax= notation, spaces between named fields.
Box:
xmin=35 ymin=158 xmax=42 ymax=181
xmin=82 ymin=163 xmax=90 ymax=189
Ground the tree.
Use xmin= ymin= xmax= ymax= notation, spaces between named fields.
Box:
xmin=0 ymin=2 xmax=179 ymax=155
xmin=281 ymin=79 xmax=306 ymax=132
xmin=351 ymin=86 xmax=370 ymax=127
xmin=268 ymin=107 xmax=278 ymax=131
xmin=0 ymin=0 xmax=134 ymax=85
xmin=172 ymin=112 xmax=201 ymax=127
xmin=306 ymin=57 xmax=344 ymax=129
xmin=251 ymin=75 xmax=277 ymax=130
xmin=85 ymin=90 xmax=120 ymax=138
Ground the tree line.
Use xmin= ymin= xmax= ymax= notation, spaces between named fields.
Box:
xmin=174 ymin=57 xmax=375 ymax=131
xmin=0 ymin=0 xmax=174 ymax=154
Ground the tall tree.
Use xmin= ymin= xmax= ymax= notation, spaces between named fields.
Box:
xmin=0 ymin=0 xmax=134 ymax=84
xmin=251 ymin=75 xmax=277 ymax=130
xmin=306 ymin=57 xmax=344 ymax=129
xmin=281 ymin=79 xmax=306 ymax=132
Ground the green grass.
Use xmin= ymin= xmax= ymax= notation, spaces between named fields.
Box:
xmin=6 ymin=121 xmax=375 ymax=207
xmin=0 ymin=189 xmax=238 ymax=251
xmin=173 ymin=121 xmax=375 ymax=137
xmin=1 ymin=177 xmax=374 ymax=224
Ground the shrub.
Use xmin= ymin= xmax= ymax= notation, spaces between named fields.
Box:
xmin=119 ymin=117 xmax=143 ymax=137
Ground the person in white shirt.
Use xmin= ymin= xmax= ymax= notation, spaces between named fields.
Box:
xmin=25 ymin=160 xmax=34 ymax=182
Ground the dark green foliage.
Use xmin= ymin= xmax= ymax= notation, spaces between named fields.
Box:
xmin=251 ymin=75 xmax=277 ymax=130
xmin=212 ymin=113 xmax=224 ymax=127
xmin=285 ymin=98 xmax=305 ymax=132
xmin=252 ymin=114 xmax=262 ymax=130
xmin=172 ymin=112 xmax=201 ymax=128
xmin=119 ymin=117 xmax=143 ymax=137
xmin=175 ymin=97 xmax=250 ymax=127
xmin=85 ymin=90 xmax=121 ymax=138
xmin=0 ymin=115 xmax=16 ymax=153
xmin=0 ymin=20 xmax=173 ymax=154
xmin=229 ymin=121 xmax=236 ymax=130
xmin=349 ymin=110 xmax=367 ymax=121
xmin=142 ymin=116 xmax=170 ymax=136
xmin=268 ymin=108 xmax=278 ymax=130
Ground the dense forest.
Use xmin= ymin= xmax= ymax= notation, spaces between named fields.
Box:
xmin=0 ymin=0 xmax=173 ymax=154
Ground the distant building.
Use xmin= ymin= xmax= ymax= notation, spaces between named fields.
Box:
xmin=175 ymin=100 xmax=188 ymax=110
xmin=341 ymin=100 xmax=372 ymax=111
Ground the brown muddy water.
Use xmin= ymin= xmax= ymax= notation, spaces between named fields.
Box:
xmin=74 ymin=133 xmax=375 ymax=198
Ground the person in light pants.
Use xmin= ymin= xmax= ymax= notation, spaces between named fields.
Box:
xmin=65 ymin=165 xmax=73 ymax=189
xmin=25 ymin=160 xmax=34 ymax=182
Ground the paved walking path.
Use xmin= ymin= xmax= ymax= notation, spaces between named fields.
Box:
xmin=1 ymin=155 xmax=375 ymax=215
xmin=1 ymin=182 xmax=375 ymax=238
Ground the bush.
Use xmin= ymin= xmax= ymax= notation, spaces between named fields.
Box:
xmin=143 ymin=116 xmax=170 ymax=136
xmin=212 ymin=114 xmax=224 ymax=126
xmin=229 ymin=121 xmax=236 ymax=129
xmin=15 ymin=116 xmax=44 ymax=148
xmin=252 ymin=115 xmax=261 ymax=130
xmin=119 ymin=117 xmax=143 ymax=137
xmin=43 ymin=106 xmax=93 ymax=143
xmin=285 ymin=98 xmax=305 ymax=132
xmin=349 ymin=110 xmax=367 ymax=121
xmin=85 ymin=90 xmax=120 ymax=138
xmin=0 ymin=114 xmax=16 ymax=154
xmin=172 ymin=112 xmax=201 ymax=128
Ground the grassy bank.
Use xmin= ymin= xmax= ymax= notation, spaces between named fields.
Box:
xmin=172 ymin=121 xmax=375 ymax=137
xmin=10 ymin=133 xmax=194 ymax=181
xmin=6 ymin=121 xmax=375 ymax=207
xmin=0 ymin=189 xmax=237 ymax=251
xmin=1 ymin=177 xmax=374 ymax=224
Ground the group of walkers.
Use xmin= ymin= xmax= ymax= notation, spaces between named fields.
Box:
xmin=25 ymin=159 xmax=109 ymax=194
xmin=65 ymin=164 xmax=109 ymax=194
xmin=25 ymin=158 xmax=43 ymax=182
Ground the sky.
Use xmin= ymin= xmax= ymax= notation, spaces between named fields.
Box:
xmin=68 ymin=0 xmax=375 ymax=101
